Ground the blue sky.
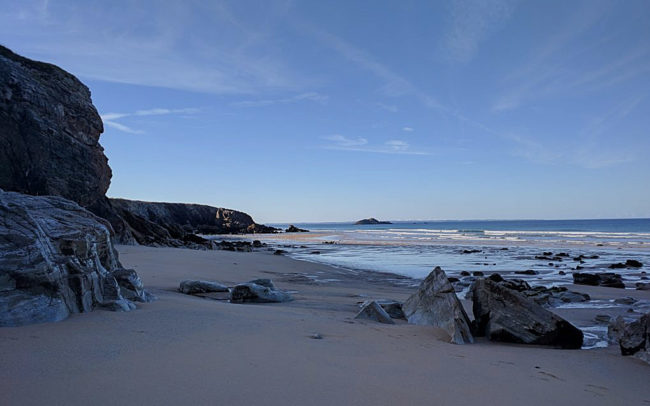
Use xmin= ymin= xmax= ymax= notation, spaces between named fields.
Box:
xmin=1 ymin=0 xmax=649 ymax=222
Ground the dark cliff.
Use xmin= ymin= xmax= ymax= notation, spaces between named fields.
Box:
xmin=0 ymin=45 xmax=110 ymax=207
xmin=0 ymin=45 xmax=275 ymax=246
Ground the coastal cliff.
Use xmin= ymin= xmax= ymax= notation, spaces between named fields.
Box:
xmin=0 ymin=45 xmax=274 ymax=246
xmin=0 ymin=45 xmax=109 ymax=207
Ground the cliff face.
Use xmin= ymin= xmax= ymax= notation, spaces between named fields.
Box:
xmin=110 ymin=199 xmax=278 ymax=246
xmin=0 ymin=45 xmax=275 ymax=246
xmin=0 ymin=45 xmax=110 ymax=208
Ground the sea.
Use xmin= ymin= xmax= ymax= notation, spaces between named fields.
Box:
xmin=215 ymin=218 xmax=650 ymax=349
xmin=261 ymin=219 xmax=650 ymax=284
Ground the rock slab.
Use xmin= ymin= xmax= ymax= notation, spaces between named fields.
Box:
xmin=471 ymin=278 xmax=583 ymax=349
xmin=403 ymin=267 xmax=474 ymax=344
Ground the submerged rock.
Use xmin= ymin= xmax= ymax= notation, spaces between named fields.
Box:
xmin=471 ymin=278 xmax=583 ymax=349
xmin=179 ymin=280 xmax=229 ymax=295
xmin=0 ymin=190 xmax=152 ymax=327
xmin=230 ymin=281 xmax=292 ymax=303
xmin=403 ymin=267 xmax=474 ymax=344
xmin=573 ymin=272 xmax=625 ymax=289
xmin=355 ymin=301 xmax=395 ymax=324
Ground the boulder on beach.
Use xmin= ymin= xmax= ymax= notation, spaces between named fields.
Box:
xmin=0 ymin=189 xmax=153 ymax=327
xmin=179 ymin=280 xmax=229 ymax=295
xmin=230 ymin=281 xmax=293 ymax=303
xmin=355 ymin=301 xmax=395 ymax=324
xmin=471 ymin=278 xmax=583 ymax=349
xmin=612 ymin=313 xmax=649 ymax=358
xmin=403 ymin=267 xmax=474 ymax=344
xmin=359 ymin=299 xmax=405 ymax=320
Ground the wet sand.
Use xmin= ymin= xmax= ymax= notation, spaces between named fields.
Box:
xmin=1 ymin=245 xmax=649 ymax=405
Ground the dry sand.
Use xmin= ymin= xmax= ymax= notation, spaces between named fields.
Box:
xmin=1 ymin=245 xmax=649 ymax=405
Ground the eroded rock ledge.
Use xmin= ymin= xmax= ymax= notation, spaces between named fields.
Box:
xmin=0 ymin=190 xmax=153 ymax=327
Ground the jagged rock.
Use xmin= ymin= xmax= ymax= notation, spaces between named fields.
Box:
xmin=573 ymin=272 xmax=625 ymax=288
xmin=617 ymin=313 xmax=648 ymax=356
xmin=471 ymin=278 xmax=583 ymax=349
xmin=0 ymin=190 xmax=152 ymax=326
xmin=285 ymin=225 xmax=309 ymax=233
xmin=359 ymin=299 xmax=405 ymax=320
xmin=230 ymin=282 xmax=292 ymax=303
xmin=403 ymin=267 xmax=474 ymax=344
xmin=355 ymin=301 xmax=395 ymax=324
xmin=179 ymin=280 xmax=229 ymax=295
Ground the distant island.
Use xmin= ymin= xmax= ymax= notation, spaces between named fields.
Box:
xmin=354 ymin=218 xmax=392 ymax=225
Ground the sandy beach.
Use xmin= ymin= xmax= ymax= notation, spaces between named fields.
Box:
xmin=2 ymin=245 xmax=649 ymax=406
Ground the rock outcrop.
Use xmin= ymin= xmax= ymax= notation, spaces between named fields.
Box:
xmin=285 ymin=225 xmax=309 ymax=233
xmin=354 ymin=218 xmax=392 ymax=225
xmin=0 ymin=45 xmax=276 ymax=248
xmin=403 ymin=267 xmax=474 ymax=344
xmin=0 ymin=45 xmax=109 ymax=208
xmin=108 ymin=198 xmax=278 ymax=246
xmin=608 ymin=313 xmax=649 ymax=362
xmin=0 ymin=190 xmax=152 ymax=326
xmin=471 ymin=278 xmax=583 ymax=349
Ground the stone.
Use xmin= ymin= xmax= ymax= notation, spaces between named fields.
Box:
xmin=573 ymin=272 xmax=624 ymax=288
xmin=285 ymin=225 xmax=309 ymax=233
xmin=594 ymin=314 xmax=611 ymax=323
xmin=0 ymin=189 xmax=152 ymax=326
xmin=403 ymin=267 xmax=474 ymax=344
xmin=179 ymin=280 xmax=229 ymax=295
xmin=636 ymin=282 xmax=650 ymax=291
xmin=626 ymin=259 xmax=643 ymax=268
xmin=614 ymin=297 xmax=637 ymax=305
xmin=618 ymin=313 xmax=648 ymax=356
xmin=515 ymin=269 xmax=538 ymax=275
xmin=230 ymin=282 xmax=292 ymax=303
xmin=360 ymin=299 xmax=405 ymax=320
xmin=471 ymin=278 xmax=583 ymax=349
xmin=273 ymin=249 xmax=286 ymax=255
xmin=355 ymin=301 xmax=395 ymax=324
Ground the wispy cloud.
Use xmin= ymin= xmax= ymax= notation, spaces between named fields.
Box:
xmin=322 ymin=135 xmax=429 ymax=155
xmin=445 ymin=0 xmax=518 ymax=62
xmin=231 ymin=92 xmax=328 ymax=107
xmin=490 ymin=1 xmax=648 ymax=111
xmin=101 ymin=107 xmax=200 ymax=134
xmin=402 ymin=127 xmax=414 ymax=132
xmin=0 ymin=1 xmax=304 ymax=95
